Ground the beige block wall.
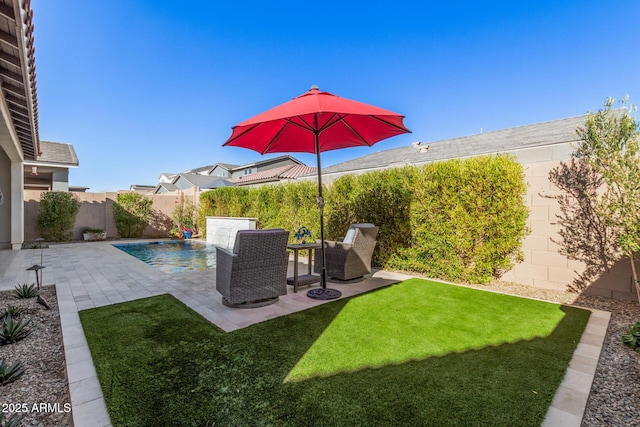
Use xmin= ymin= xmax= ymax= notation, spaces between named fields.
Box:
xmin=502 ymin=160 xmax=637 ymax=301
xmin=24 ymin=190 xmax=196 ymax=241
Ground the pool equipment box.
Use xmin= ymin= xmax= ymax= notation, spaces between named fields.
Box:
xmin=206 ymin=217 xmax=257 ymax=249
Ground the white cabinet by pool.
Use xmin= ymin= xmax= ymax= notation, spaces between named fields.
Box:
xmin=205 ymin=217 xmax=257 ymax=249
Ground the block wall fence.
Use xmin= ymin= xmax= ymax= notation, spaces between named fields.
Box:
xmin=502 ymin=160 xmax=637 ymax=301
xmin=22 ymin=161 xmax=638 ymax=301
xmin=23 ymin=190 xmax=197 ymax=242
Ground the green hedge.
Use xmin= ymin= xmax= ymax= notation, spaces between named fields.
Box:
xmin=36 ymin=191 xmax=81 ymax=241
xmin=388 ymin=156 xmax=529 ymax=284
xmin=198 ymin=181 xmax=320 ymax=238
xmin=198 ymin=155 xmax=529 ymax=284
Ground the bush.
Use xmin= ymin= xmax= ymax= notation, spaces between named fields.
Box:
xmin=113 ymin=193 xmax=153 ymax=238
xmin=325 ymin=167 xmax=417 ymax=266
xmin=36 ymin=191 xmax=80 ymax=241
xmin=622 ymin=321 xmax=640 ymax=353
xmin=388 ymin=155 xmax=529 ymax=284
xmin=172 ymin=200 xmax=196 ymax=237
xmin=197 ymin=181 xmax=319 ymax=239
xmin=197 ymin=155 xmax=529 ymax=285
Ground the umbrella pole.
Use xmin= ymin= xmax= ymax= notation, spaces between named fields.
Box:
xmin=307 ymin=128 xmax=341 ymax=300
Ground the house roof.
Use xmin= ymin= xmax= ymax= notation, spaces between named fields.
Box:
xmin=231 ymin=155 xmax=303 ymax=171
xmin=36 ymin=141 xmax=79 ymax=166
xmin=1 ymin=0 xmax=39 ymax=160
xmin=210 ymin=162 xmax=239 ymax=172
xmin=229 ymin=164 xmax=316 ymax=185
xmin=199 ymin=178 xmax=236 ymax=189
xmin=155 ymin=182 xmax=179 ymax=193
xmin=184 ymin=165 xmax=214 ymax=174
xmin=315 ymin=114 xmax=587 ymax=176
xmin=173 ymin=173 xmax=226 ymax=187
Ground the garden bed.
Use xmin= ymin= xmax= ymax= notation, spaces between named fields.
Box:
xmin=0 ymin=285 xmax=72 ymax=426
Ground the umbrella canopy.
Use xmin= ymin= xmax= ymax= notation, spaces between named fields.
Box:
xmin=223 ymin=86 xmax=411 ymax=299
xmin=224 ymin=86 xmax=410 ymax=153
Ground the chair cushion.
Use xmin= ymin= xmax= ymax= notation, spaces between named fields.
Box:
xmin=343 ymin=228 xmax=356 ymax=244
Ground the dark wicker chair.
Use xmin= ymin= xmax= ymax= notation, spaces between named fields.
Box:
xmin=314 ymin=223 xmax=379 ymax=282
xmin=216 ymin=229 xmax=290 ymax=308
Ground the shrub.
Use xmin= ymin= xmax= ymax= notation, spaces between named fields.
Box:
xmin=0 ymin=412 xmax=19 ymax=427
xmin=1 ymin=306 xmax=24 ymax=321
xmin=197 ymin=182 xmax=319 ymax=239
xmin=0 ymin=360 xmax=24 ymax=386
xmin=172 ymin=200 xmax=196 ymax=237
xmin=325 ymin=167 xmax=417 ymax=266
xmin=0 ymin=316 xmax=31 ymax=345
xmin=13 ymin=284 xmax=38 ymax=299
xmin=36 ymin=191 xmax=80 ymax=241
xmin=113 ymin=193 xmax=153 ymax=238
xmin=388 ymin=155 xmax=529 ymax=284
xmin=622 ymin=321 xmax=640 ymax=353
xmin=197 ymin=155 xmax=529 ymax=285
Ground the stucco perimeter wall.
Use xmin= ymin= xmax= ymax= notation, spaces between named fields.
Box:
xmin=24 ymin=191 xmax=196 ymax=241
xmin=502 ymin=160 xmax=637 ymax=301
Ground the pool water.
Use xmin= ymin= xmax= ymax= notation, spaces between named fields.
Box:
xmin=113 ymin=240 xmax=217 ymax=273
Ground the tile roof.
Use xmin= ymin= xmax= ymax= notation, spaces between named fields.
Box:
xmin=316 ymin=115 xmax=587 ymax=176
xmin=229 ymin=164 xmax=317 ymax=184
xmin=37 ymin=141 xmax=79 ymax=166
xmin=175 ymin=173 xmax=226 ymax=187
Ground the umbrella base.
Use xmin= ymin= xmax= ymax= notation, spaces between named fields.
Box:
xmin=307 ymin=288 xmax=342 ymax=300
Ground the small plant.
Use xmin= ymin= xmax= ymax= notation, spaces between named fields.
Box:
xmin=83 ymin=227 xmax=104 ymax=233
xmin=0 ymin=316 xmax=32 ymax=345
xmin=172 ymin=200 xmax=196 ymax=238
xmin=13 ymin=283 xmax=38 ymax=299
xmin=622 ymin=321 xmax=640 ymax=353
xmin=294 ymin=226 xmax=312 ymax=243
xmin=0 ymin=412 xmax=20 ymax=427
xmin=0 ymin=360 xmax=25 ymax=385
xmin=0 ymin=306 xmax=24 ymax=321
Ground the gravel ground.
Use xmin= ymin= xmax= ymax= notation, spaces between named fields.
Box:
xmin=0 ymin=279 xmax=638 ymax=427
xmin=0 ymin=286 xmax=72 ymax=427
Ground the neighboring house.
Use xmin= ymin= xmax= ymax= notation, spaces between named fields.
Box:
xmin=0 ymin=1 xmax=41 ymax=250
xmin=229 ymin=163 xmax=316 ymax=186
xmin=154 ymin=182 xmax=179 ymax=194
xmin=154 ymin=174 xmax=235 ymax=195
xmin=227 ymin=155 xmax=304 ymax=179
xmin=302 ymin=115 xmax=584 ymax=183
xmin=129 ymin=184 xmax=156 ymax=194
xmin=158 ymin=172 xmax=176 ymax=184
xmin=23 ymin=140 xmax=79 ymax=191
xmin=208 ymin=162 xmax=239 ymax=178
xmin=153 ymin=155 xmax=314 ymax=193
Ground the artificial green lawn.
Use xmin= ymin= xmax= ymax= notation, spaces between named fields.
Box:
xmin=79 ymin=279 xmax=591 ymax=426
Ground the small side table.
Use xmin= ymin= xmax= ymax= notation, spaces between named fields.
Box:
xmin=287 ymin=242 xmax=322 ymax=292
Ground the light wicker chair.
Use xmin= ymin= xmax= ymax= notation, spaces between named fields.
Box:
xmin=216 ymin=229 xmax=290 ymax=308
xmin=314 ymin=223 xmax=379 ymax=282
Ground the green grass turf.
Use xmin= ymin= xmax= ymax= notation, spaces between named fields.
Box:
xmin=79 ymin=279 xmax=591 ymax=427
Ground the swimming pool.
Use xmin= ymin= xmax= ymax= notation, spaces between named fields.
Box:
xmin=113 ymin=240 xmax=217 ymax=273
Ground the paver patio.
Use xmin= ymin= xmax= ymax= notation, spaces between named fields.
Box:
xmin=0 ymin=241 xmax=609 ymax=427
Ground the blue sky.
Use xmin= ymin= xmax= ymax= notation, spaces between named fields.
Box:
xmin=33 ymin=1 xmax=639 ymax=191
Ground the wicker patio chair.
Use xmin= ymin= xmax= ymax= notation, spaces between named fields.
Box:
xmin=314 ymin=223 xmax=379 ymax=282
xmin=216 ymin=228 xmax=290 ymax=308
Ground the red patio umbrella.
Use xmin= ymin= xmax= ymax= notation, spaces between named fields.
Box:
xmin=223 ymin=86 xmax=411 ymax=299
